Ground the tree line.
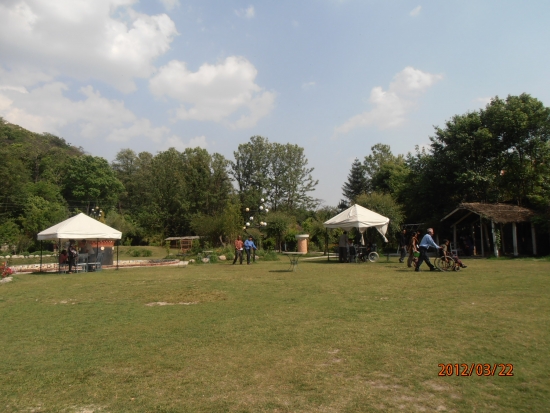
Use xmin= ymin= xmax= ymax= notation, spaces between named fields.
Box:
xmin=1 ymin=93 xmax=549 ymax=254
xmin=341 ymin=93 xmax=550 ymax=245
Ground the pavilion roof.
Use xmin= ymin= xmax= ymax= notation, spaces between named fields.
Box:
xmin=442 ymin=202 xmax=536 ymax=224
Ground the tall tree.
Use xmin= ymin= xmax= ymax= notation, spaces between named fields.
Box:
xmin=231 ymin=136 xmax=319 ymax=212
xmin=342 ymin=158 xmax=367 ymax=202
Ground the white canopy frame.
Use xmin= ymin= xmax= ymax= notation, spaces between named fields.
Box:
xmin=37 ymin=213 xmax=122 ymax=272
xmin=323 ymin=204 xmax=390 ymax=243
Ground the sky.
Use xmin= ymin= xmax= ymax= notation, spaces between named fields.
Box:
xmin=1 ymin=0 xmax=549 ymax=207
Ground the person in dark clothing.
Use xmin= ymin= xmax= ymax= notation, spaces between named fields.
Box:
xmin=68 ymin=244 xmax=78 ymax=273
xmin=398 ymin=229 xmax=407 ymax=263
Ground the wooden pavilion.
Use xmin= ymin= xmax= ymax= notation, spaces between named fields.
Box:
xmin=164 ymin=236 xmax=200 ymax=252
xmin=441 ymin=203 xmax=539 ymax=257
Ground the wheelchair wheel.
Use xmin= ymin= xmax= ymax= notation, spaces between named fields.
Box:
xmin=453 ymin=262 xmax=461 ymax=271
xmin=368 ymin=252 xmax=379 ymax=262
xmin=436 ymin=257 xmax=453 ymax=272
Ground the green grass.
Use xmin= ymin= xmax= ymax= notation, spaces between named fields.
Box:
xmin=0 ymin=258 xmax=549 ymax=412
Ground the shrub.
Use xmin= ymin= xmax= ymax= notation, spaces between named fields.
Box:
xmin=261 ymin=250 xmax=280 ymax=261
xmin=209 ymin=255 xmax=218 ymax=263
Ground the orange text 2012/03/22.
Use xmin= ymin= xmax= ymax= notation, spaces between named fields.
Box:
xmin=438 ymin=363 xmax=514 ymax=377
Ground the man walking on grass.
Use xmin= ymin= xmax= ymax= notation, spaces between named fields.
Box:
xmin=233 ymin=236 xmax=244 ymax=265
xmin=244 ymin=236 xmax=257 ymax=265
xmin=415 ymin=228 xmax=442 ymax=272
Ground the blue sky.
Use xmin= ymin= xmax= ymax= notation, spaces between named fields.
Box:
xmin=1 ymin=0 xmax=549 ymax=206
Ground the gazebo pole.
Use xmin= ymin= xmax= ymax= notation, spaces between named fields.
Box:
xmin=531 ymin=222 xmax=537 ymax=255
xmin=491 ymin=220 xmax=499 ymax=257
xmin=40 ymin=240 xmax=43 ymax=272
xmin=512 ymin=222 xmax=518 ymax=256
xmin=116 ymin=240 xmax=119 ymax=270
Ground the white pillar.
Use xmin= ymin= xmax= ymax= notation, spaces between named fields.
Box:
xmin=491 ymin=220 xmax=499 ymax=257
xmin=531 ymin=223 xmax=537 ymax=256
xmin=512 ymin=222 xmax=518 ymax=256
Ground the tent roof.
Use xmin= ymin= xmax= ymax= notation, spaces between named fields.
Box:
xmin=37 ymin=213 xmax=122 ymax=240
xmin=323 ymin=204 xmax=390 ymax=242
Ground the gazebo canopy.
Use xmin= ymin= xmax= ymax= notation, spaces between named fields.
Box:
xmin=324 ymin=204 xmax=390 ymax=242
xmin=37 ymin=213 xmax=122 ymax=240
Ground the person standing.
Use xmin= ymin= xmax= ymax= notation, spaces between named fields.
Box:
xmin=244 ymin=236 xmax=257 ymax=265
xmin=407 ymin=231 xmax=420 ymax=268
xmin=338 ymin=231 xmax=349 ymax=263
xmin=398 ymin=229 xmax=407 ymax=263
xmin=68 ymin=244 xmax=78 ymax=273
xmin=415 ymin=228 xmax=442 ymax=272
xmin=233 ymin=235 xmax=244 ymax=265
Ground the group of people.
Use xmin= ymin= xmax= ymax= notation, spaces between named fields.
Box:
xmin=58 ymin=244 xmax=79 ymax=273
xmin=399 ymin=228 xmax=467 ymax=272
xmin=232 ymin=235 xmax=257 ymax=265
xmin=337 ymin=231 xmax=374 ymax=263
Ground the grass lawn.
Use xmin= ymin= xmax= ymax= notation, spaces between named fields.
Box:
xmin=0 ymin=257 xmax=548 ymax=412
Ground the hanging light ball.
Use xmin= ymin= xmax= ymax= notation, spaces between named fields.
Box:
xmin=250 ymin=216 xmax=254 ymax=221
xmin=242 ymin=226 xmax=247 ymax=230
xmin=259 ymin=206 xmax=264 ymax=210
xmin=246 ymin=222 xmax=250 ymax=227
xmin=245 ymin=207 xmax=250 ymax=212
xmin=260 ymin=198 xmax=264 ymax=203
xmin=265 ymin=209 xmax=269 ymax=213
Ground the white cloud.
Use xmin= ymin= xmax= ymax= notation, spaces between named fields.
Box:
xmin=475 ymin=97 xmax=492 ymax=106
xmin=235 ymin=6 xmax=255 ymax=19
xmin=410 ymin=5 xmax=422 ymax=17
xmin=162 ymin=135 xmax=208 ymax=151
xmin=302 ymin=81 xmax=316 ymax=90
xmin=149 ymin=56 xmax=276 ymax=129
xmin=159 ymin=0 xmax=179 ymax=11
xmin=0 ymin=0 xmax=178 ymax=92
xmin=0 ymin=81 xmax=172 ymax=146
xmin=334 ymin=66 xmax=442 ymax=136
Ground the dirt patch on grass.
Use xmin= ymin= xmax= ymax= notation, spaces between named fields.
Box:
xmin=145 ymin=290 xmax=227 ymax=306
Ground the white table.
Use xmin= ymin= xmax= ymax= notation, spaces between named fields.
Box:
xmin=283 ymin=252 xmax=306 ymax=271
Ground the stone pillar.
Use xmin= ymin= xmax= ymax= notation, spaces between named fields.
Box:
xmin=296 ymin=234 xmax=309 ymax=253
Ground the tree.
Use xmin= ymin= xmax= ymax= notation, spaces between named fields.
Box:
xmin=62 ymin=155 xmax=125 ymax=212
xmin=401 ymin=93 xmax=550 ymax=223
xmin=342 ymin=158 xmax=368 ymax=202
xmin=355 ymin=192 xmax=404 ymax=250
xmin=231 ymin=136 xmax=319 ymax=212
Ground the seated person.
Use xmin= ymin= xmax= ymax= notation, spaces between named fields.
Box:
xmin=59 ymin=249 xmax=68 ymax=265
xmin=440 ymin=239 xmax=467 ymax=268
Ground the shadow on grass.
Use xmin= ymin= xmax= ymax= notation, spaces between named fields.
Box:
xmin=269 ymin=270 xmax=293 ymax=273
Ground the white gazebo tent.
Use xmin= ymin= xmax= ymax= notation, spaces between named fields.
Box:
xmin=37 ymin=213 xmax=122 ymax=271
xmin=324 ymin=204 xmax=390 ymax=254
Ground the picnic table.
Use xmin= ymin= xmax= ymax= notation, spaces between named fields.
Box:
xmin=283 ymin=252 xmax=306 ymax=271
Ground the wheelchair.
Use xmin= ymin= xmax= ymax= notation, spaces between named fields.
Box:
xmin=434 ymin=253 xmax=461 ymax=272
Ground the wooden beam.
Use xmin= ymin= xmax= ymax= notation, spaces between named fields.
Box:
xmin=452 ymin=211 xmax=474 ymax=227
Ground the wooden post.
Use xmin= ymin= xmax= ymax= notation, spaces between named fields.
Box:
xmin=512 ymin=222 xmax=518 ymax=256
xmin=531 ymin=223 xmax=537 ymax=256
xmin=471 ymin=225 xmax=476 ymax=255
xmin=491 ymin=220 xmax=499 ymax=257
xmin=453 ymin=225 xmax=457 ymax=252
xmin=500 ymin=223 xmax=506 ymax=254
xmin=480 ymin=217 xmax=485 ymax=257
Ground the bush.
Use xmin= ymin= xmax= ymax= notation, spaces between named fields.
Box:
xmin=209 ymin=255 xmax=218 ymax=263
xmin=261 ymin=250 xmax=280 ymax=261
xmin=226 ymin=252 xmax=234 ymax=261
